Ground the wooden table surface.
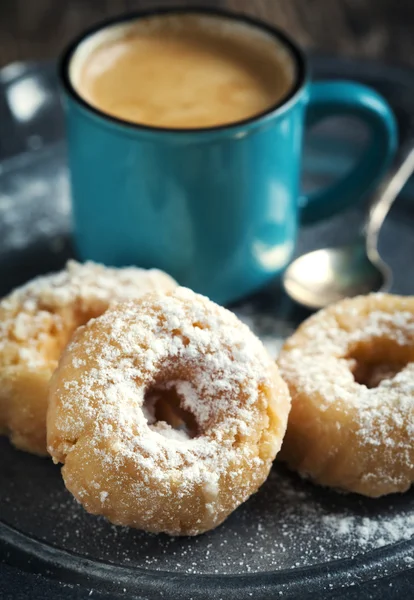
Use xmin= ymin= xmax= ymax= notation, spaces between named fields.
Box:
xmin=0 ymin=0 xmax=413 ymax=68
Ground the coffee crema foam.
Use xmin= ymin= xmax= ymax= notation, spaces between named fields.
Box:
xmin=70 ymin=14 xmax=296 ymax=129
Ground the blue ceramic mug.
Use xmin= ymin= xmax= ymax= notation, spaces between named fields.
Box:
xmin=60 ymin=8 xmax=397 ymax=304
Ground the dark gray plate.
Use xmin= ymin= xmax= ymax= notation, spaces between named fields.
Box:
xmin=0 ymin=56 xmax=413 ymax=599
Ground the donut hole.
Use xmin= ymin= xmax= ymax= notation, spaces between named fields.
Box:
xmin=143 ymin=383 xmax=199 ymax=439
xmin=345 ymin=339 xmax=412 ymax=388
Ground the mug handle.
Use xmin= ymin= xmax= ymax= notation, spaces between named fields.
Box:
xmin=300 ymin=81 xmax=398 ymax=224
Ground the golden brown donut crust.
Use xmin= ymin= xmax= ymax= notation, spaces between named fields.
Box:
xmin=47 ymin=287 xmax=291 ymax=536
xmin=0 ymin=260 xmax=177 ymax=455
xmin=278 ymin=294 xmax=414 ymax=497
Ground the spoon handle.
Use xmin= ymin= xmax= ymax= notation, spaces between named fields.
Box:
xmin=366 ymin=143 xmax=414 ymax=255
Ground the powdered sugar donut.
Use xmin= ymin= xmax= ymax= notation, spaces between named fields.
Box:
xmin=0 ymin=260 xmax=176 ymax=455
xmin=278 ymin=294 xmax=414 ymax=497
xmin=47 ymin=287 xmax=290 ymax=536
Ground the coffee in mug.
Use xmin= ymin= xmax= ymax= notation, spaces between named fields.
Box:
xmin=69 ymin=14 xmax=296 ymax=129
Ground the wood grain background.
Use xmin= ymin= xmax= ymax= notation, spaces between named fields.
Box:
xmin=0 ymin=0 xmax=413 ymax=68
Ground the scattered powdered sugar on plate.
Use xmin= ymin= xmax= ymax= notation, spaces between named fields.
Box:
xmin=322 ymin=512 xmax=414 ymax=547
xmin=234 ymin=305 xmax=294 ymax=358
xmin=1 ymin=444 xmax=412 ymax=575
xmin=0 ymin=145 xmax=71 ymax=252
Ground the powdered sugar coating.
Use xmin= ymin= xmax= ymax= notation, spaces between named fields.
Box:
xmin=0 ymin=260 xmax=177 ymax=454
xmin=278 ymin=294 xmax=414 ymax=497
xmin=1 ymin=260 xmax=176 ymax=315
xmin=47 ymin=287 xmax=291 ymax=535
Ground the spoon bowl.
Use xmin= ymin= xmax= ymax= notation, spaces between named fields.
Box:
xmin=283 ymin=144 xmax=414 ymax=310
xmin=283 ymin=242 xmax=391 ymax=310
